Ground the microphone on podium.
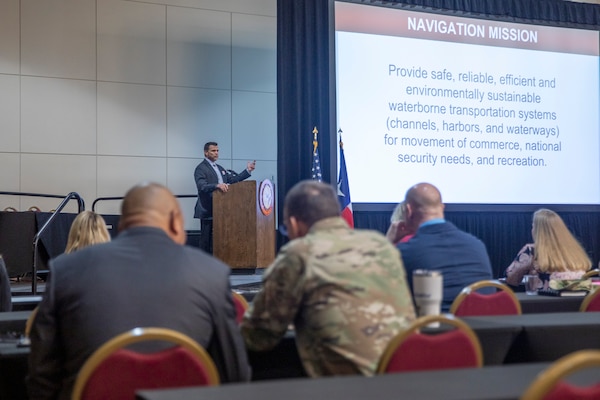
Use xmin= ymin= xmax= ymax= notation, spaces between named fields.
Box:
xmin=226 ymin=169 xmax=238 ymax=177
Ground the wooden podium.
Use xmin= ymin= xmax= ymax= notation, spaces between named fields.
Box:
xmin=213 ymin=180 xmax=275 ymax=269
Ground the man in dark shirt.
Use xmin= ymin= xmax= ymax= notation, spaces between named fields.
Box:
xmin=398 ymin=182 xmax=494 ymax=312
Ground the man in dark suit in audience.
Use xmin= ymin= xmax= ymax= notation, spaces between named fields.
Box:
xmin=28 ymin=182 xmax=250 ymax=400
xmin=194 ymin=141 xmax=256 ymax=253
xmin=398 ymin=182 xmax=494 ymax=312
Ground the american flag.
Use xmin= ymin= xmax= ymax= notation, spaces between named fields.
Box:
xmin=311 ymin=127 xmax=322 ymax=182
xmin=337 ymin=130 xmax=354 ymax=227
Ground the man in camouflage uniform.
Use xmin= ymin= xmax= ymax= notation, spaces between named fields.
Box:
xmin=241 ymin=180 xmax=416 ymax=376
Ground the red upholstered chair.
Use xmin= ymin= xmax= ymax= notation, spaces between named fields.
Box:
xmin=450 ymin=280 xmax=522 ymax=316
xmin=71 ymin=327 xmax=219 ymax=400
xmin=232 ymin=291 xmax=250 ymax=324
xmin=579 ymin=288 xmax=600 ymax=312
xmin=376 ymin=314 xmax=483 ymax=373
xmin=520 ymin=350 xmax=600 ymax=400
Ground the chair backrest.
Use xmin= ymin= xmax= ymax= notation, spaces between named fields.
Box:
xmin=232 ymin=291 xmax=249 ymax=324
xmin=579 ymin=289 xmax=600 ymax=312
xmin=450 ymin=280 xmax=522 ymax=316
xmin=71 ymin=327 xmax=220 ymax=400
xmin=583 ymin=269 xmax=599 ymax=279
xmin=376 ymin=314 xmax=483 ymax=373
xmin=520 ymin=350 xmax=600 ymax=400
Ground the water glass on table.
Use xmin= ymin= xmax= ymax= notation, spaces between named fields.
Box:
xmin=524 ymin=274 xmax=540 ymax=295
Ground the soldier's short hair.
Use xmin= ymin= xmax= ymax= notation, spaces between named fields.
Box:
xmin=284 ymin=180 xmax=340 ymax=227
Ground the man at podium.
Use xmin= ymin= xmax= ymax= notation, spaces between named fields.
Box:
xmin=194 ymin=141 xmax=256 ymax=253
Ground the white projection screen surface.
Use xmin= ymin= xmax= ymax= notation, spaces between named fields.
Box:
xmin=334 ymin=1 xmax=600 ymax=208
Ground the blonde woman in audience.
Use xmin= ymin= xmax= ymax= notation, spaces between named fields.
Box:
xmin=505 ymin=208 xmax=591 ymax=289
xmin=64 ymin=211 xmax=111 ymax=254
xmin=385 ymin=201 xmax=415 ymax=245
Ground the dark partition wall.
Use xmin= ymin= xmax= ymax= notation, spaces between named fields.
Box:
xmin=277 ymin=0 xmax=600 ymax=269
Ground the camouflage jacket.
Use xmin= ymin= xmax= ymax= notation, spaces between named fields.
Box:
xmin=241 ymin=217 xmax=416 ymax=377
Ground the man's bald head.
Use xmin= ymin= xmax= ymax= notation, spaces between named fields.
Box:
xmin=119 ymin=182 xmax=186 ymax=245
xmin=404 ymin=182 xmax=444 ymax=228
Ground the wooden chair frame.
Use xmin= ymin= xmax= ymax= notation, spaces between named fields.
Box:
xmin=376 ymin=314 xmax=484 ymax=373
xmin=579 ymin=288 xmax=600 ymax=312
xmin=232 ymin=291 xmax=249 ymax=311
xmin=450 ymin=279 xmax=522 ymax=315
xmin=520 ymin=349 xmax=600 ymax=400
xmin=71 ymin=327 xmax=219 ymax=400
xmin=25 ymin=306 xmax=39 ymax=337
xmin=583 ymin=269 xmax=599 ymax=279
xmin=232 ymin=291 xmax=250 ymax=324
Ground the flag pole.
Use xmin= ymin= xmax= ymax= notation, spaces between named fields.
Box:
xmin=311 ymin=127 xmax=322 ymax=182
xmin=337 ymin=127 xmax=354 ymax=228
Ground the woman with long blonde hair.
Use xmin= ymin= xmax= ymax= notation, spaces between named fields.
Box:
xmin=505 ymin=208 xmax=591 ymax=289
xmin=65 ymin=211 xmax=111 ymax=254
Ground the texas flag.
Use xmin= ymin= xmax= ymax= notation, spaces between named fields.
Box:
xmin=337 ymin=132 xmax=354 ymax=228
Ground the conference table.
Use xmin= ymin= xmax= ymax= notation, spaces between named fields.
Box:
xmin=465 ymin=312 xmax=600 ymax=364
xmin=515 ymin=292 xmax=585 ymax=313
xmin=236 ymin=285 xmax=587 ymax=313
xmin=11 ymin=296 xmax=42 ymax=311
xmin=0 ymin=310 xmax=30 ymax=333
xmin=250 ymin=311 xmax=600 ymax=380
xmin=2 ymin=311 xmax=599 ymax=399
xmin=3 ymin=288 xmax=584 ymax=315
xmin=0 ymin=311 xmax=31 ymax=400
xmin=136 ymin=362 xmax=600 ymax=400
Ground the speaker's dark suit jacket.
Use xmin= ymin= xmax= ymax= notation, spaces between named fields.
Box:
xmin=194 ymin=159 xmax=251 ymax=219
xmin=399 ymin=221 xmax=494 ymax=312
xmin=27 ymin=227 xmax=250 ymax=400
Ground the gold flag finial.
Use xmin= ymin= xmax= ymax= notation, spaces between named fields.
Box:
xmin=338 ymin=128 xmax=343 ymax=148
xmin=313 ymin=126 xmax=318 ymax=154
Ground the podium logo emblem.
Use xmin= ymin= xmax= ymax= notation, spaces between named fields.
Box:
xmin=259 ymin=179 xmax=274 ymax=216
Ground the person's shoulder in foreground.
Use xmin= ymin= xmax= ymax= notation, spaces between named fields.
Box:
xmin=241 ymin=180 xmax=415 ymax=377
xmin=28 ymin=182 xmax=250 ymax=400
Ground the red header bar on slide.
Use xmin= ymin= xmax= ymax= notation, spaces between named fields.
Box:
xmin=335 ymin=2 xmax=599 ymax=56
